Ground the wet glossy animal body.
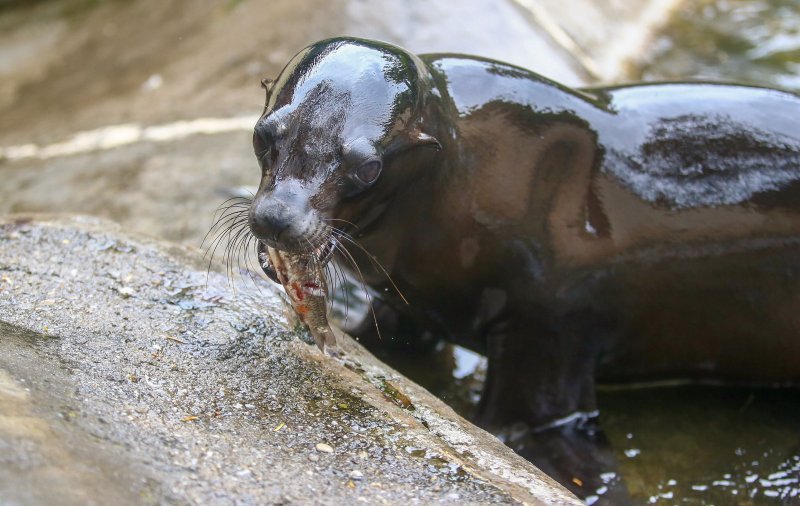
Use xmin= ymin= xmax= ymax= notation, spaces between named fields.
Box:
xmin=247 ymin=37 xmax=800 ymax=500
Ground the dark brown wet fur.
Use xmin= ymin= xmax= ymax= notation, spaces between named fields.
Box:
xmin=244 ymin=38 xmax=800 ymax=502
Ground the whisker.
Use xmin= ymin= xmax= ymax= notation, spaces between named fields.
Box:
xmin=326 ymin=257 xmax=350 ymax=325
xmin=234 ymin=228 xmax=248 ymax=290
xmin=237 ymin=232 xmax=262 ymax=293
xmin=331 ymin=228 xmax=409 ymax=305
xmin=323 ymin=217 xmax=361 ymax=230
xmin=223 ymin=222 xmax=252 ymax=292
xmin=310 ymin=239 xmax=330 ymax=300
xmin=231 ymin=228 xmax=255 ymax=292
xmin=201 ymin=197 xmax=252 ymax=249
xmin=324 ymin=239 xmax=351 ymax=325
xmin=202 ymin=197 xmax=251 ymax=285
xmin=206 ymin=216 xmax=249 ymax=286
xmin=227 ymin=220 xmax=250 ymax=292
xmin=206 ymin=203 xmax=250 ymax=229
xmin=243 ymin=236 xmax=266 ymax=295
xmin=204 ymin=215 xmax=249 ymax=258
xmin=331 ymin=238 xmax=383 ymax=341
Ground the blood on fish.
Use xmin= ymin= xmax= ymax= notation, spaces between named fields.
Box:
xmin=260 ymin=243 xmax=337 ymax=352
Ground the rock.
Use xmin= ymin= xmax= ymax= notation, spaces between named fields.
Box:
xmin=0 ymin=214 xmax=580 ymax=505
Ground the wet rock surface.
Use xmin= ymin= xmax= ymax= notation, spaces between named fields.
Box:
xmin=0 ymin=214 xmax=580 ymax=505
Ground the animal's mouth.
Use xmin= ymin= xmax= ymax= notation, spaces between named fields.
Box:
xmin=256 ymin=237 xmax=335 ymax=281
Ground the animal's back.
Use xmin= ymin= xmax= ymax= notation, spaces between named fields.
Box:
xmin=594 ymin=83 xmax=800 ymax=210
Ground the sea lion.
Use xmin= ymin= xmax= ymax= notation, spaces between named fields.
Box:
xmin=246 ymin=37 xmax=800 ymax=500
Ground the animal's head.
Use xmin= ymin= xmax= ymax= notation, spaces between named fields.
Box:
xmin=248 ymin=38 xmax=441 ymax=258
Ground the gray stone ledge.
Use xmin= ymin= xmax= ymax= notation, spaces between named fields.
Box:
xmin=0 ymin=214 xmax=580 ymax=506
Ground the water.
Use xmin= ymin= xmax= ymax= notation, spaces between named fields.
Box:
xmin=377 ymin=343 xmax=800 ymax=503
xmin=635 ymin=0 xmax=800 ymax=91
xmin=602 ymin=386 xmax=800 ymax=503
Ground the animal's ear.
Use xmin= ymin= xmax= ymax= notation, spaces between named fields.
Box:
xmin=386 ymin=128 xmax=441 ymax=156
xmin=409 ymin=129 xmax=441 ymax=151
xmin=261 ymin=78 xmax=275 ymax=103
xmin=260 ymin=78 xmax=275 ymax=115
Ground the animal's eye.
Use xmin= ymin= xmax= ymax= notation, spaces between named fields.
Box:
xmin=253 ymin=132 xmax=273 ymax=172
xmin=355 ymin=160 xmax=382 ymax=186
xmin=253 ymin=132 xmax=269 ymax=158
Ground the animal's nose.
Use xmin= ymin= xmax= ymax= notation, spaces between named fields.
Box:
xmin=248 ymin=180 xmax=314 ymax=250
xmin=249 ymin=194 xmax=293 ymax=242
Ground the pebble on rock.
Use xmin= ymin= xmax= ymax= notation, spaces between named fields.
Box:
xmin=315 ymin=443 xmax=334 ymax=454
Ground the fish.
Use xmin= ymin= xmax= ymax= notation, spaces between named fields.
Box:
xmin=257 ymin=241 xmax=337 ymax=353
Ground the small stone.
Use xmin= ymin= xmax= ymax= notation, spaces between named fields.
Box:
xmin=315 ymin=443 xmax=334 ymax=453
xmin=308 ymin=454 xmax=319 ymax=462
xmin=349 ymin=470 xmax=364 ymax=481
xmin=118 ymin=286 xmax=135 ymax=298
